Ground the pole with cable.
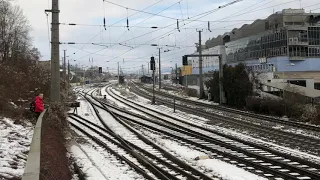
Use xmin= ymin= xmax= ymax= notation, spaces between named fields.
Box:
xmin=46 ymin=0 xmax=60 ymax=102
xmin=158 ymin=47 xmax=161 ymax=89
xmin=63 ymin=50 xmax=67 ymax=82
xmin=198 ymin=30 xmax=204 ymax=99
xmin=67 ymin=59 xmax=70 ymax=95
xmin=118 ymin=62 xmax=120 ymax=86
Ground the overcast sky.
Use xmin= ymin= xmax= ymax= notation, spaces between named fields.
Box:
xmin=12 ymin=0 xmax=320 ymax=73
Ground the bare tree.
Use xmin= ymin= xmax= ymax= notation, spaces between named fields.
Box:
xmin=0 ymin=0 xmax=33 ymax=64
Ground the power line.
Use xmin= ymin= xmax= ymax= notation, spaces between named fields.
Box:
xmin=107 ymin=0 xmax=299 ymax=62
xmin=104 ymin=0 xmax=246 ymax=23
xmin=106 ymin=0 xmax=243 ymax=61
xmin=69 ymin=0 xmax=165 ymax=60
xmin=60 ymin=19 xmax=257 ymax=27
xmin=68 ymin=0 xmax=243 ymax=63
xmin=104 ymin=0 xmax=183 ymax=55
xmin=73 ymin=0 xmax=184 ymax=61
xmin=63 ymin=42 xmax=196 ymax=48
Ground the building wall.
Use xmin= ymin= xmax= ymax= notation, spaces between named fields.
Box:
xmin=191 ymin=45 xmax=225 ymax=74
xmin=181 ymin=65 xmax=192 ymax=76
xmin=228 ymin=56 xmax=320 ymax=72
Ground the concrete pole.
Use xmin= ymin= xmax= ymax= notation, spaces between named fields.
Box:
xmin=63 ymin=50 xmax=66 ymax=82
xmin=118 ymin=62 xmax=120 ymax=86
xmin=198 ymin=30 xmax=204 ymax=99
xmin=219 ymin=55 xmax=225 ymax=104
xmin=67 ymin=60 xmax=70 ymax=86
xmin=147 ymin=62 xmax=150 ymax=75
xmin=49 ymin=0 xmax=60 ymax=102
xmin=142 ymin=65 xmax=144 ymax=76
xmin=175 ymin=63 xmax=178 ymax=84
xmin=184 ymin=66 xmax=188 ymax=88
xmin=158 ymin=48 xmax=161 ymax=89
xmin=152 ymin=69 xmax=155 ymax=104
xmin=67 ymin=59 xmax=70 ymax=95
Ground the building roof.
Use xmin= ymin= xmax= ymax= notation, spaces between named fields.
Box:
xmin=262 ymin=82 xmax=320 ymax=98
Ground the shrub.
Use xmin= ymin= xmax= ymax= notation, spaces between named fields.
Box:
xmin=185 ymin=88 xmax=198 ymax=97
xmin=206 ymin=63 xmax=253 ymax=107
xmin=245 ymin=96 xmax=262 ymax=113
xmin=0 ymin=62 xmax=68 ymax=120
xmin=301 ymin=104 xmax=317 ymax=122
xmin=246 ymin=97 xmax=316 ymax=122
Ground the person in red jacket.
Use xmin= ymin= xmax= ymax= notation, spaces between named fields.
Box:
xmin=34 ymin=93 xmax=44 ymax=118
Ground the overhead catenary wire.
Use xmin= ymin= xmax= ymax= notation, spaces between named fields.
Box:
xmin=72 ymin=0 xmax=185 ymax=61
xmin=69 ymin=0 xmax=165 ymax=59
xmin=100 ymin=0 xmax=247 ymax=23
xmin=179 ymin=1 xmax=185 ymax=25
xmin=64 ymin=42 xmax=197 ymax=48
xmin=60 ymin=19 xmax=258 ymax=27
xmin=105 ymin=0 xmax=243 ymax=62
xmin=156 ymin=0 xmax=320 ymax=64
xmin=71 ymin=0 xmax=307 ymax=66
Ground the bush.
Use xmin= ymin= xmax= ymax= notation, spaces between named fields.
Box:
xmin=0 ymin=62 xmax=68 ymax=120
xmin=245 ymin=96 xmax=262 ymax=113
xmin=206 ymin=63 xmax=253 ymax=107
xmin=246 ymin=97 xmax=284 ymax=116
xmin=246 ymin=97 xmax=316 ymax=121
xmin=185 ymin=88 xmax=198 ymax=97
xmin=313 ymin=108 xmax=320 ymax=125
xmin=300 ymin=104 xmax=317 ymax=122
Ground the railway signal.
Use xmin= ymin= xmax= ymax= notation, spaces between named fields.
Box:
xmin=150 ymin=56 xmax=156 ymax=104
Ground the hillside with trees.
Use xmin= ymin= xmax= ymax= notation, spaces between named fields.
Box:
xmin=0 ymin=1 xmax=68 ymax=120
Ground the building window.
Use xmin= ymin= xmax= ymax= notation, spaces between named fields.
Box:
xmin=308 ymin=27 xmax=320 ymax=46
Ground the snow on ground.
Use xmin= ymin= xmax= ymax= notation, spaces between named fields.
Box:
xmin=100 ymin=85 xmax=107 ymax=96
xmin=72 ymin=96 xmax=103 ymax=126
xmin=69 ymin=144 xmax=107 ymax=180
xmin=139 ymin=83 xmax=219 ymax=105
xmin=140 ymin=129 xmax=267 ymax=180
xmin=69 ymin=139 xmax=140 ymax=180
xmin=103 ymin=87 xmax=149 ymax=116
xmin=113 ymin=87 xmax=320 ymax=163
xmin=0 ymin=117 xmax=33 ymax=179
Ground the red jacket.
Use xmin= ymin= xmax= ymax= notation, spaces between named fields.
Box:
xmin=34 ymin=96 xmax=44 ymax=113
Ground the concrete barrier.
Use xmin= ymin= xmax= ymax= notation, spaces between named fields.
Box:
xmin=22 ymin=110 xmax=46 ymax=180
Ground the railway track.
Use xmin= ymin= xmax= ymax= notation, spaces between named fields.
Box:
xmin=68 ymin=115 xmax=157 ymax=180
xmin=132 ymin=82 xmax=320 ymax=132
xmin=128 ymin=83 xmax=320 ymax=154
xmin=96 ymin=86 xmax=320 ymax=180
xmin=74 ymin=91 xmax=216 ymax=180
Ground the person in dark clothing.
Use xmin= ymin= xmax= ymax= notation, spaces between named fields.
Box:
xmin=34 ymin=93 xmax=44 ymax=118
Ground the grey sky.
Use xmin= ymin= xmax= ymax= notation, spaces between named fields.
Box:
xmin=13 ymin=0 xmax=320 ymax=73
